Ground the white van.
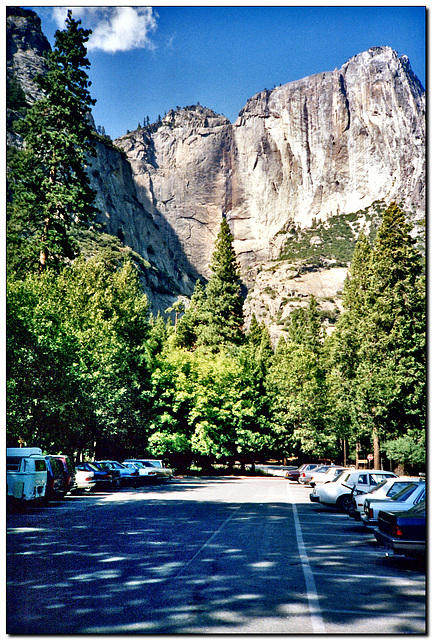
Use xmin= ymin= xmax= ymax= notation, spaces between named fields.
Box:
xmin=7 ymin=447 xmax=48 ymax=506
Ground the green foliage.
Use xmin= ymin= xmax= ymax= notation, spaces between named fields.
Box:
xmin=326 ymin=203 xmax=425 ymax=466
xmin=266 ymin=338 xmax=335 ymax=459
xmin=7 ymin=255 xmax=150 ymax=458
xmin=382 ymin=430 xmax=425 ymax=472
xmin=147 ymin=342 xmax=274 ymax=466
xmin=174 ymin=280 xmax=206 ymax=348
xmin=174 ymin=219 xmax=244 ymax=350
xmin=7 ymin=10 xmax=98 ymax=275
xmin=7 ymin=75 xmax=29 ymax=112
xmin=279 ymin=202 xmax=384 ymax=264
xmin=198 ymin=218 xmax=244 ymax=348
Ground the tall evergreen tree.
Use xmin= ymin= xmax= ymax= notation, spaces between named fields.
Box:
xmin=248 ymin=313 xmax=262 ymax=347
xmin=8 ymin=10 xmax=97 ymax=275
xmin=324 ymin=233 xmax=373 ymax=463
xmin=328 ymin=205 xmax=425 ymax=470
xmin=355 ymin=203 xmax=425 ymax=467
xmin=197 ymin=217 xmax=244 ymax=348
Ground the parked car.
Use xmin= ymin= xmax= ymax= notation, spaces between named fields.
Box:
xmin=374 ymin=499 xmax=426 ymax=558
xmin=51 ymin=455 xmax=76 ymax=494
xmin=45 ymin=455 xmax=67 ymax=501
xmin=75 ymin=462 xmax=113 ymax=490
xmin=7 ymin=447 xmax=48 ymax=507
xmin=348 ymin=476 xmax=423 ymax=520
xmin=309 ymin=466 xmax=348 ymax=487
xmin=361 ymin=481 xmax=426 ymax=527
xmin=95 ymin=460 xmax=139 ymax=487
xmin=72 ymin=468 xmax=96 ymax=493
xmin=123 ymin=459 xmax=173 ymax=481
xmin=122 ymin=461 xmax=158 ymax=484
xmin=310 ymin=469 xmax=397 ymax=511
xmin=299 ymin=464 xmax=335 ymax=485
xmin=141 ymin=459 xmax=174 ymax=479
xmin=285 ymin=464 xmax=319 ymax=482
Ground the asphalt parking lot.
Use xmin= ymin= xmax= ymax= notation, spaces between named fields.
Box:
xmin=7 ymin=476 xmax=426 ymax=634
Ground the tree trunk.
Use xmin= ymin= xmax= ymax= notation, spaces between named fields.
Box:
xmin=373 ymin=426 xmax=380 ymax=469
xmin=38 ymin=216 xmax=50 ymax=272
xmin=355 ymin=442 xmax=360 ymax=468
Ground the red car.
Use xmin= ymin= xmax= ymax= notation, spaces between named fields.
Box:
xmin=51 ymin=455 xmax=76 ymax=494
xmin=285 ymin=463 xmax=319 ymax=482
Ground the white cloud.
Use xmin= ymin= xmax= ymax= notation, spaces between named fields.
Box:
xmin=51 ymin=7 xmax=158 ymax=53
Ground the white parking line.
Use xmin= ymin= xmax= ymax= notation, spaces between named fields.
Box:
xmin=172 ymin=504 xmax=243 ymax=579
xmin=286 ymin=483 xmax=326 ymax=633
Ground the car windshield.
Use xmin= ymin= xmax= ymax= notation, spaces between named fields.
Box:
xmin=402 ymin=499 xmax=426 ymax=516
xmin=7 ymin=457 xmax=22 ymax=471
xmin=88 ymin=462 xmax=103 ymax=471
xmin=369 ymin=473 xmax=395 ymax=485
xmin=387 ymin=481 xmax=414 ymax=497
xmin=391 ymin=483 xmax=419 ymax=502
xmin=146 ymin=460 xmax=162 ymax=467
xmin=332 ymin=469 xmax=345 ymax=479
xmin=95 ymin=462 xmax=111 ymax=470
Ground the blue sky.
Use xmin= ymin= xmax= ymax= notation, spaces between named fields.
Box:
xmin=26 ymin=6 xmax=426 ymax=141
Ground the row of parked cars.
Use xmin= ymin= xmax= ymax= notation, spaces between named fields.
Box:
xmin=6 ymin=447 xmax=174 ymax=509
xmin=286 ymin=463 xmax=426 ymax=559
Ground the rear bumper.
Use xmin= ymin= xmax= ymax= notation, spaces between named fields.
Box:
xmin=374 ymin=529 xmax=425 ymax=556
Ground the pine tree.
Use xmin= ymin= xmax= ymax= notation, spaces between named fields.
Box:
xmin=328 ymin=204 xmax=425 ymax=470
xmin=8 ymin=10 xmax=97 ymax=275
xmin=198 ymin=218 xmax=244 ymax=348
xmin=248 ymin=313 xmax=262 ymax=347
xmin=356 ymin=203 xmax=425 ymax=467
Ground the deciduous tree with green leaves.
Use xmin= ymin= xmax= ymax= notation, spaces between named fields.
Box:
xmin=7 ymin=254 xmax=150 ymax=459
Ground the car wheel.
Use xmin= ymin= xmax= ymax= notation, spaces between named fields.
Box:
xmin=337 ymin=494 xmax=352 ymax=512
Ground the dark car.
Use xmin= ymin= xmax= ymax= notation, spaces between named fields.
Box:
xmin=96 ymin=460 xmax=139 ymax=487
xmin=286 ymin=463 xmax=319 ymax=482
xmin=75 ymin=462 xmax=113 ymax=490
xmin=374 ymin=500 xmax=426 ymax=558
xmin=51 ymin=455 xmax=76 ymax=494
xmin=45 ymin=456 xmax=66 ymax=501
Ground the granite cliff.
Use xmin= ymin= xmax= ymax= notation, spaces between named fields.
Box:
xmin=7 ymin=8 xmax=426 ymax=339
xmin=115 ymin=47 xmax=425 ymax=279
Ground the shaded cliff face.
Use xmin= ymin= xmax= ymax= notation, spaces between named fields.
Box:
xmin=115 ymin=46 xmax=425 ymax=277
xmin=7 ymin=7 xmax=50 ymax=104
xmin=6 ymin=8 xmax=196 ymax=314
xmin=117 ymin=106 xmax=233 ymax=280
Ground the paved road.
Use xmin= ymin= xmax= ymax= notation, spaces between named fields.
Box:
xmin=7 ymin=476 xmax=425 ymax=633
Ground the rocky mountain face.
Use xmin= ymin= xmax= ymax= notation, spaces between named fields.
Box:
xmin=6 ymin=8 xmax=196 ymax=314
xmin=116 ymin=47 xmax=425 ymax=278
xmin=7 ymin=8 xmax=426 ymax=341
